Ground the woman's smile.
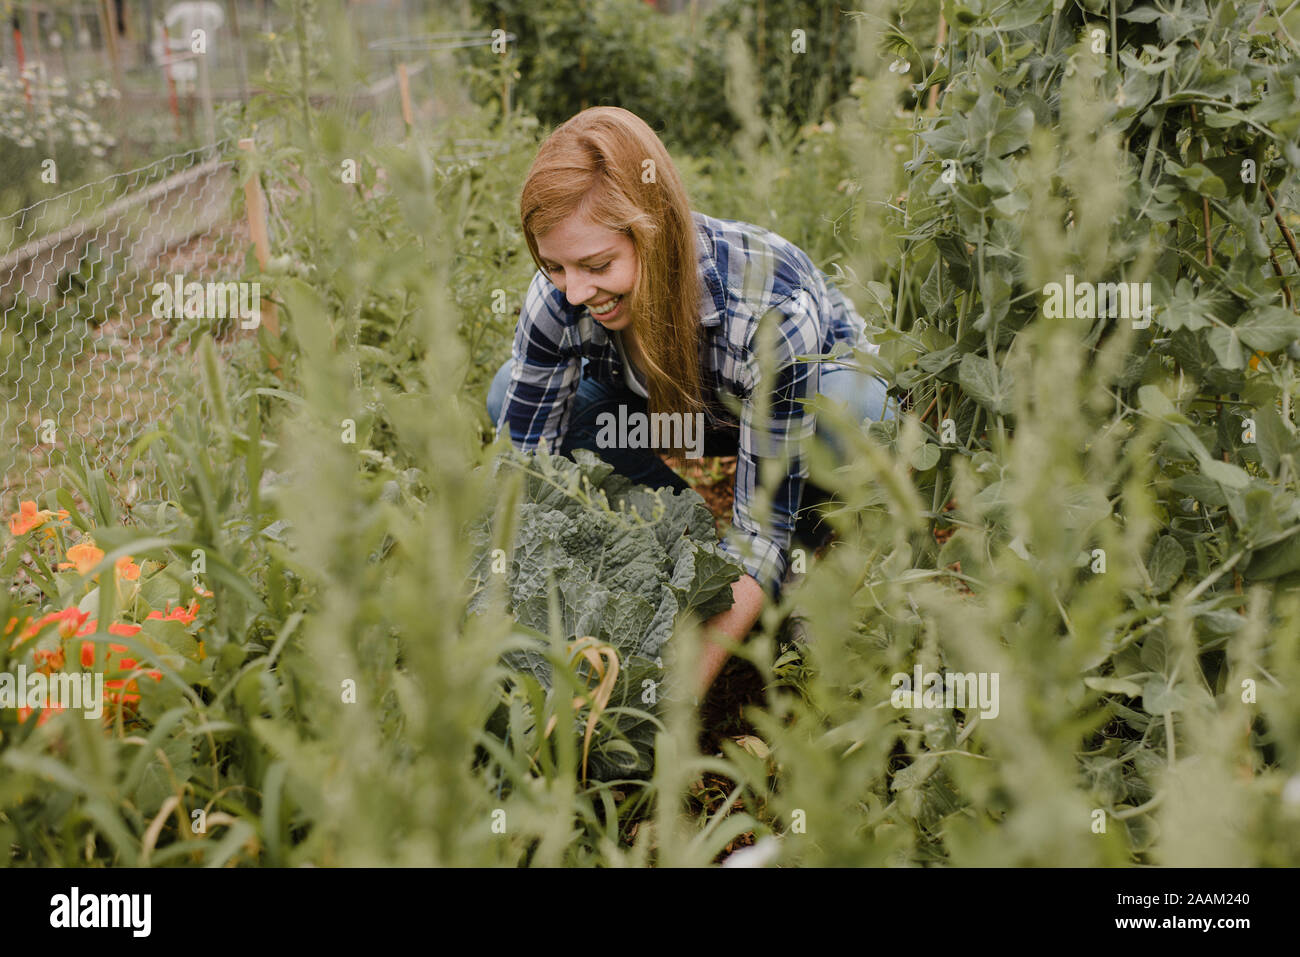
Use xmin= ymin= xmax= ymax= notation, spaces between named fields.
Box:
xmin=588 ymin=295 xmax=624 ymax=320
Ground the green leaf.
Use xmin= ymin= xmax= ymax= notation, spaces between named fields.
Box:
xmin=911 ymin=442 xmax=942 ymax=471
xmin=918 ymin=345 xmax=961 ymax=373
xmin=1254 ymin=405 xmax=1297 ymax=478
xmin=1141 ymin=675 xmax=1188 ymax=715
xmin=1198 ymin=456 xmax=1250 ymax=489
xmin=1147 ymin=535 xmax=1186 ymax=594
xmin=1084 ymin=676 xmax=1144 ymax=697
xmin=988 ymin=104 xmax=1034 ymax=157
xmin=1138 ymin=384 xmax=1189 ymax=423
xmin=1165 ymin=160 xmax=1227 ymax=199
xmin=1206 ymin=326 xmax=1246 ymax=370
xmin=1158 ymin=279 xmax=1219 ymax=332
xmin=1245 ymin=531 xmax=1300 ymax=581
xmin=1120 ymin=6 xmax=1165 ymax=23
xmin=958 ymin=353 xmax=1008 ymax=414
xmin=1235 ymin=307 xmax=1300 ymax=352
xmin=1170 ymin=472 xmax=1228 ymax=507
xmin=921 ymin=118 xmax=966 ymax=156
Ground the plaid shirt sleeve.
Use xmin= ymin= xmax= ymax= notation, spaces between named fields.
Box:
xmin=717 ymin=293 xmax=823 ymax=599
xmin=495 ymin=270 xmax=583 ymax=452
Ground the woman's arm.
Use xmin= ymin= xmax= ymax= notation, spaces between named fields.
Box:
xmin=497 ymin=270 xmax=585 ymax=451
xmin=696 ymin=573 xmax=765 ymax=696
xmin=696 ymin=303 xmax=822 ymax=695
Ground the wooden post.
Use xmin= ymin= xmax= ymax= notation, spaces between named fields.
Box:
xmin=12 ymin=15 xmax=32 ymax=106
xmin=97 ymin=0 xmax=124 ymax=91
xmin=238 ymin=138 xmax=282 ymax=378
xmin=197 ymin=41 xmax=216 ymax=146
xmin=927 ymin=16 xmax=948 ymax=114
xmin=160 ymin=20 xmax=182 ymax=138
xmin=226 ymin=0 xmax=250 ymax=105
xmin=397 ymin=62 xmax=413 ymax=130
xmin=98 ymin=0 xmax=128 ymax=162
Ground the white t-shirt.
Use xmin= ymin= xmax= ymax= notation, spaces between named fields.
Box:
xmin=612 ymin=330 xmax=650 ymax=399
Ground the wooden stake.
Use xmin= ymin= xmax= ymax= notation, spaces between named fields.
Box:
xmin=1263 ymin=180 xmax=1300 ymax=274
xmin=13 ymin=16 xmax=31 ymax=106
xmin=238 ymin=138 xmax=282 ymax=377
xmin=160 ymin=19 xmax=182 ymax=138
xmin=197 ymin=40 xmax=216 ymax=146
xmin=98 ymin=0 xmax=127 ymax=162
xmin=397 ymin=62 xmax=413 ymax=129
xmin=98 ymin=0 xmax=124 ymax=92
xmin=227 ymin=0 xmax=251 ymax=105
xmin=928 ymin=15 xmax=948 ymax=113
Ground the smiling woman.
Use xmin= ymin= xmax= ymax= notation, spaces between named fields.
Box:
xmin=487 ymin=106 xmax=895 ymax=694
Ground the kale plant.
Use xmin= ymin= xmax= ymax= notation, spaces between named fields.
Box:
xmin=469 ymin=448 xmax=743 ymax=781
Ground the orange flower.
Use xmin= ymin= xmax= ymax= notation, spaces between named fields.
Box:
xmin=17 ymin=703 xmax=65 ymax=726
xmin=8 ymin=501 xmax=71 ymax=537
xmin=145 ymin=600 xmax=200 ymax=625
xmin=27 ymin=607 xmax=90 ymax=641
xmin=6 ymin=615 xmax=33 ymax=648
xmin=9 ymin=500 xmax=63 ymax=536
xmin=104 ymin=679 xmax=140 ymax=705
xmin=33 ymin=647 xmax=66 ymax=674
xmin=79 ymin=635 xmax=130 ymax=661
xmin=116 ymin=556 xmax=140 ymax=581
xmin=58 ymin=541 xmax=105 ymax=575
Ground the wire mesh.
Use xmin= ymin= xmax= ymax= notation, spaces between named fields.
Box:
xmin=3 ymin=21 xmax=518 ymax=514
xmin=1 ymin=139 xmax=247 ymax=507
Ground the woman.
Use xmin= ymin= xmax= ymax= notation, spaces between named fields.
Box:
xmin=487 ymin=107 xmax=894 ymax=696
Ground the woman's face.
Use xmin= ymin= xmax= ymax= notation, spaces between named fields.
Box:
xmin=536 ymin=212 xmax=638 ymax=332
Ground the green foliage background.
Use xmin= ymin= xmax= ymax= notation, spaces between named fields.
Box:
xmin=2 ymin=0 xmax=1299 ymax=866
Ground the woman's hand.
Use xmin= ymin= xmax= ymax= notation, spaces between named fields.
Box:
xmin=695 ymin=573 xmax=765 ymax=697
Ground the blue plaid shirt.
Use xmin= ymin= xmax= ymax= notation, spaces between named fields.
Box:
xmin=496 ymin=210 xmax=871 ymax=598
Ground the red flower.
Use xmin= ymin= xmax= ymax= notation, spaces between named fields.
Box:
xmin=145 ymin=600 xmax=200 ymax=625
xmin=33 ymin=647 xmax=65 ymax=674
xmin=17 ymin=703 xmax=65 ymax=726
xmin=28 ymin=607 xmax=89 ymax=641
xmin=104 ymin=679 xmax=141 ymax=705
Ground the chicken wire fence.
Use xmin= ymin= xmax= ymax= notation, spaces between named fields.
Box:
xmin=1 ymin=138 xmax=251 ymax=509
xmin=2 ymin=29 xmax=515 ymax=512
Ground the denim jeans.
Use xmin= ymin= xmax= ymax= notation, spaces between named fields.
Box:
xmin=486 ymin=357 xmax=895 ymax=546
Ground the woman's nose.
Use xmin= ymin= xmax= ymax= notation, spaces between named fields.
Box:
xmin=564 ymin=273 xmax=596 ymax=307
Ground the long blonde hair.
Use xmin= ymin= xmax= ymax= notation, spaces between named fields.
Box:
xmin=520 ymin=107 xmax=703 ymax=421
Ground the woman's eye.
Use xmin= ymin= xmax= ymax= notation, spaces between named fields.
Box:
xmin=546 ymin=263 xmax=609 ymax=276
